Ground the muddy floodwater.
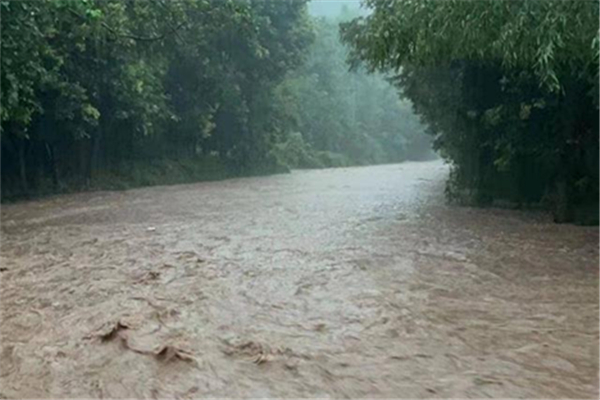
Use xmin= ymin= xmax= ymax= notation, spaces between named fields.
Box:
xmin=1 ymin=160 xmax=598 ymax=398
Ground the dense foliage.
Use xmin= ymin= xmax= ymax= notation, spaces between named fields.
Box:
xmin=342 ymin=0 xmax=599 ymax=223
xmin=1 ymin=0 xmax=313 ymax=197
xmin=1 ymin=0 xmax=431 ymax=199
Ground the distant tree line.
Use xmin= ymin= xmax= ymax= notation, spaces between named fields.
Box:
xmin=342 ymin=0 xmax=599 ymax=223
xmin=1 ymin=0 xmax=432 ymax=200
xmin=271 ymin=11 xmax=433 ymax=169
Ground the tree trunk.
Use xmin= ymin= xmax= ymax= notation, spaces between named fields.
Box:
xmin=552 ymin=78 xmax=582 ymax=223
xmin=45 ymin=142 xmax=59 ymax=188
xmin=553 ymin=176 xmax=570 ymax=223
xmin=89 ymin=132 xmax=101 ymax=183
xmin=79 ymin=139 xmax=90 ymax=186
xmin=18 ymin=138 xmax=28 ymax=194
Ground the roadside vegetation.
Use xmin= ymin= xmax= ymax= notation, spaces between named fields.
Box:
xmin=1 ymin=0 xmax=431 ymax=201
xmin=341 ymin=0 xmax=599 ymax=224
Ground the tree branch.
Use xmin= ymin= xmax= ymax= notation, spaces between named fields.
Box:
xmin=67 ymin=7 xmax=185 ymax=42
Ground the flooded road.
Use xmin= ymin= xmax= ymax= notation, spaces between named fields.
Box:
xmin=1 ymin=160 xmax=598 ymax=398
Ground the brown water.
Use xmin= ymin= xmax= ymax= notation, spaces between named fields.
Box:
xmin=1 ymin=160 xmax=598 ymax=398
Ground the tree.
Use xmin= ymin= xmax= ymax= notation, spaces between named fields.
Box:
xmin=341 ymin=0 xmax=599 ymax=223
xmin=1 ymin=0 xmax=314 ymax=197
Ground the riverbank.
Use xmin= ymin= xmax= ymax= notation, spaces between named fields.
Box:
xmin=1 ymin=156 xmax=234 ymax=203
xmin=1 ymin=152 xmax=439 ymax=203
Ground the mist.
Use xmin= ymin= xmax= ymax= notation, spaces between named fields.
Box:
xmin=1 ymin=1 xmax=598 ymax=398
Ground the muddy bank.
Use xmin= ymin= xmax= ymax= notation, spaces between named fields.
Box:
xmin=1 ymin=161 xmax=598 ymax=398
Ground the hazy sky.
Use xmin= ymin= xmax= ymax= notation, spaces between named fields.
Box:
xmin=307 ymin=0 xmax=364 ymax=18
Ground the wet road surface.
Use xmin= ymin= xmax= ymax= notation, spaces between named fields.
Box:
xmin=1 ymin=160 xmax=598 ymax=398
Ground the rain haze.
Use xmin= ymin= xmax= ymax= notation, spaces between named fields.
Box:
xmin=1 ymin=0 xmax=598 ymax=398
